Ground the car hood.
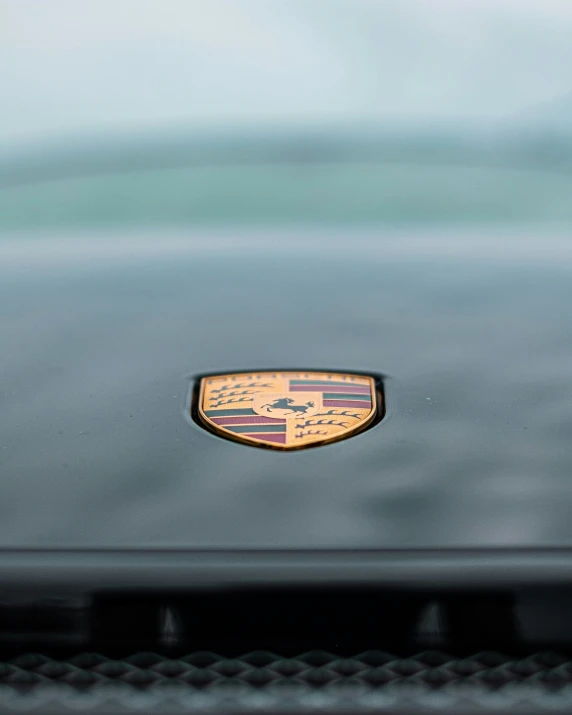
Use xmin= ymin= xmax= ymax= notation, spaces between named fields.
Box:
xmin=2 ymin=229 xmax=572 ymax=549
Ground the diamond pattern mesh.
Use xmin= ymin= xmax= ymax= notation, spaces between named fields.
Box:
xmin=0 ymin=650 xmax=572 ymax=712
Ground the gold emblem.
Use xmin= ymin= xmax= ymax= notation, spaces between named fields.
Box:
xmin=196 ymin=371 xmax=379 ymax=450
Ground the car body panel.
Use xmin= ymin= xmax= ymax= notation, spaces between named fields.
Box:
xmin=1 ymin=231 xmax=571 ymax=552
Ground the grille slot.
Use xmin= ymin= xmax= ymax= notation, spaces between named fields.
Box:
xmin=3 ymin=586 xmax=572 ymax=710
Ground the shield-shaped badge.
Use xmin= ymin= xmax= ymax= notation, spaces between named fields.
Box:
xmin=195 ymin=371 xmax=379 ymax=450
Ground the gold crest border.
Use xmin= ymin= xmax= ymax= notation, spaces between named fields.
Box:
xmin=194 ymin=372 xmax=381 ymax=451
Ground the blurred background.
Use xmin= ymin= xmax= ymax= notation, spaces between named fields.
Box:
xmin=2 ymin=0 xmax=572 ymax=231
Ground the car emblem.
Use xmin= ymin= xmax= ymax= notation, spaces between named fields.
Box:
xmin=195 ymin=371 xmax=380 ymax=450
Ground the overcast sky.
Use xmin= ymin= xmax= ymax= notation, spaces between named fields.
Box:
xmin=1 ymin=0 xmax=572 ymax=151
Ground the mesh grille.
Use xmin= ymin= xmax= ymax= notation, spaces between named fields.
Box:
xmin=0 ymin=650 xmax=572 ymax=713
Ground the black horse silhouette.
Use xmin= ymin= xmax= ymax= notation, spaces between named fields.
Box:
xmin=262 ymin=397 xmax=315 ymax=415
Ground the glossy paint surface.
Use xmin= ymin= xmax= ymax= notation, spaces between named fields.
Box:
xmin=2 ymin=231 xmax=571 ymax=549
